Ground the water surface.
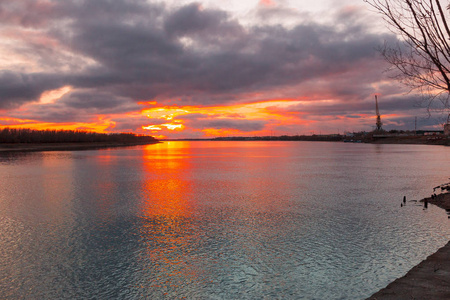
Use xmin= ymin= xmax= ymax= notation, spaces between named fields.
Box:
xmin=0 ymin=141 xmax=449 ymax=299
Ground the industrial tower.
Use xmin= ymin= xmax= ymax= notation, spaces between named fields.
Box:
xmin=375 ymin=95 xmax=382 ymax=131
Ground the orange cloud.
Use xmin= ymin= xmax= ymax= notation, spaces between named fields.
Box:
xmin=143 ymin=123 xmax=184 ymax=131
xmin=1 ymin=94 xmax=410 ymax=139
xmin=138 ymin=99 xmax=315 ymax=138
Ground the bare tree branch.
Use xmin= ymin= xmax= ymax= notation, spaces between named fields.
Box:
xmin=364 ymin=0 xmax=450 ymax=109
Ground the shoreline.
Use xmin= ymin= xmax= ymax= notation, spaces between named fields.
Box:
xmin=0 ymin=141 xmax=160 ymax=152
xmin=369 ymin=136 xmax=449 ymax=146
xmin=367 ymin=192 xmax=450 ymax=299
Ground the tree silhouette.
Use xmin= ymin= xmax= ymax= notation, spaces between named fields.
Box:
xmin=0 ymin=128 xmax=157 ymax=144
xmin=365 ymin=0 xmax=450 ymax=109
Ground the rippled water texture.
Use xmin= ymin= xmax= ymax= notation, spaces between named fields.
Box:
xmin=0 ymin=141 xmax=449 ymax=299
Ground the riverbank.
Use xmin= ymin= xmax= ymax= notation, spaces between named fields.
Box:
xmin=201 ymin=135 xmax=450 ymax=146
xmin=370 ymin=135 xmax=450 ymax=146
xmin=0 ymin=141 xmax=160 ymax=152
xmin=367 ymin=192 xmax=450 ymax=299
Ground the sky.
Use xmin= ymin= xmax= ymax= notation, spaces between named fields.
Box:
xmin=0 ymin=0 xmax=447 ymax=139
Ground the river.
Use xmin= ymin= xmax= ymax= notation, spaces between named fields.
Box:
xmin=0 ymin=141 xmax=449 ymax=299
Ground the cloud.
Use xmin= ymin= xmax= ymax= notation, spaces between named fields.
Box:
xmin=109 ymin=115 xmax=166 ymax=132
xmin=164 ymin=3 xmax=236 ymax=37
xmin=190 ymin=118 xmax=267 ymax=132
xmin=59 ymin=90 xmax=135 ymax=110
xmin=267 ymin=94 xmax=426 ymax=118
xmin=145 ymin=112 xmax=270 ymax=133
xmin=0 ymin=0 xmax=56 ymax=28
xmin=0 ymin=71 xmax=64 ymax=108
xmin=8 ymin=90 xmax=140 ymax=123
xmin=1 ymin=0 xmax=431 ymax=135
xmin=2 ymin=1 xmax=391 ymax=102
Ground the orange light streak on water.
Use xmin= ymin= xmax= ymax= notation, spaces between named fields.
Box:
xmin=138 ymin=142 xmax=200 ymax=293
xmin=140 ymin=142 xmax=193 ymax=218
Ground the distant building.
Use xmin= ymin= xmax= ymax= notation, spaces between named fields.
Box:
xmin=416 ymin=130 xmax=444 ymax=135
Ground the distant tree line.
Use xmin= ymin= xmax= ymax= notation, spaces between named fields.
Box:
xmin=0 ymin=128 xmax=158 ymax=144
xmin=213 ymin=134 xmax=344 ymax=142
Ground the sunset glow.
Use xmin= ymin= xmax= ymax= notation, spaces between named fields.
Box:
xmin=0 ymin=0 xmax=442 ymax=139
xmin=138 ymin=100 xmax=312 ymax=138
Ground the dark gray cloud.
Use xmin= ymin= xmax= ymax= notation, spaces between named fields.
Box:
xmin=0 ymin=0 xmax=394 ymax=108
xmin=0 ymin=71 xmax=64 ymax=108
xmin=109 ymin=115 xmax=166 ymax=132
xmin=59 ymin=91 xmax=134 ymax=110
xmin=270 ymin=94 xmax=426 ymax=118
xmin=9 ymin=90 xmax=140 ymax=123
xmin=186 ymin=118 xmax=267 ymax=132
xmin=381 ymin=114 xmax=445 ymax=131
xmin=164 ymin=3 xmax=237 ymax=38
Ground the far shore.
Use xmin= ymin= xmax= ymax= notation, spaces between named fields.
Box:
xmin=1 ymin=137 xmax=446 ymax=156
xmin=180 ymin=134 xmax=450 ymax=146
xmin=367 ymin=192 xmax=450 ymax=299
xmin=0 ymin=141 xmax=160 ymax=152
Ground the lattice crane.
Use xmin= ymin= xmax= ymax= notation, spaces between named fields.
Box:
xmin=375 ymin=95 xmax=382 ymax=131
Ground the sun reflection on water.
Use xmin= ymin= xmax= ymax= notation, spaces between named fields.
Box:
xmin=137 ymin=142 xmax=201 ymax=296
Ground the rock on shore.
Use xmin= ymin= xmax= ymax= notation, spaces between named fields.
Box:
xmin=367 ymin=192 xmax=450 ymax=300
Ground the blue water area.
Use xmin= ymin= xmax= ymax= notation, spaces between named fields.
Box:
xmin=0 ymin=141 xmax=449 ymax=299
